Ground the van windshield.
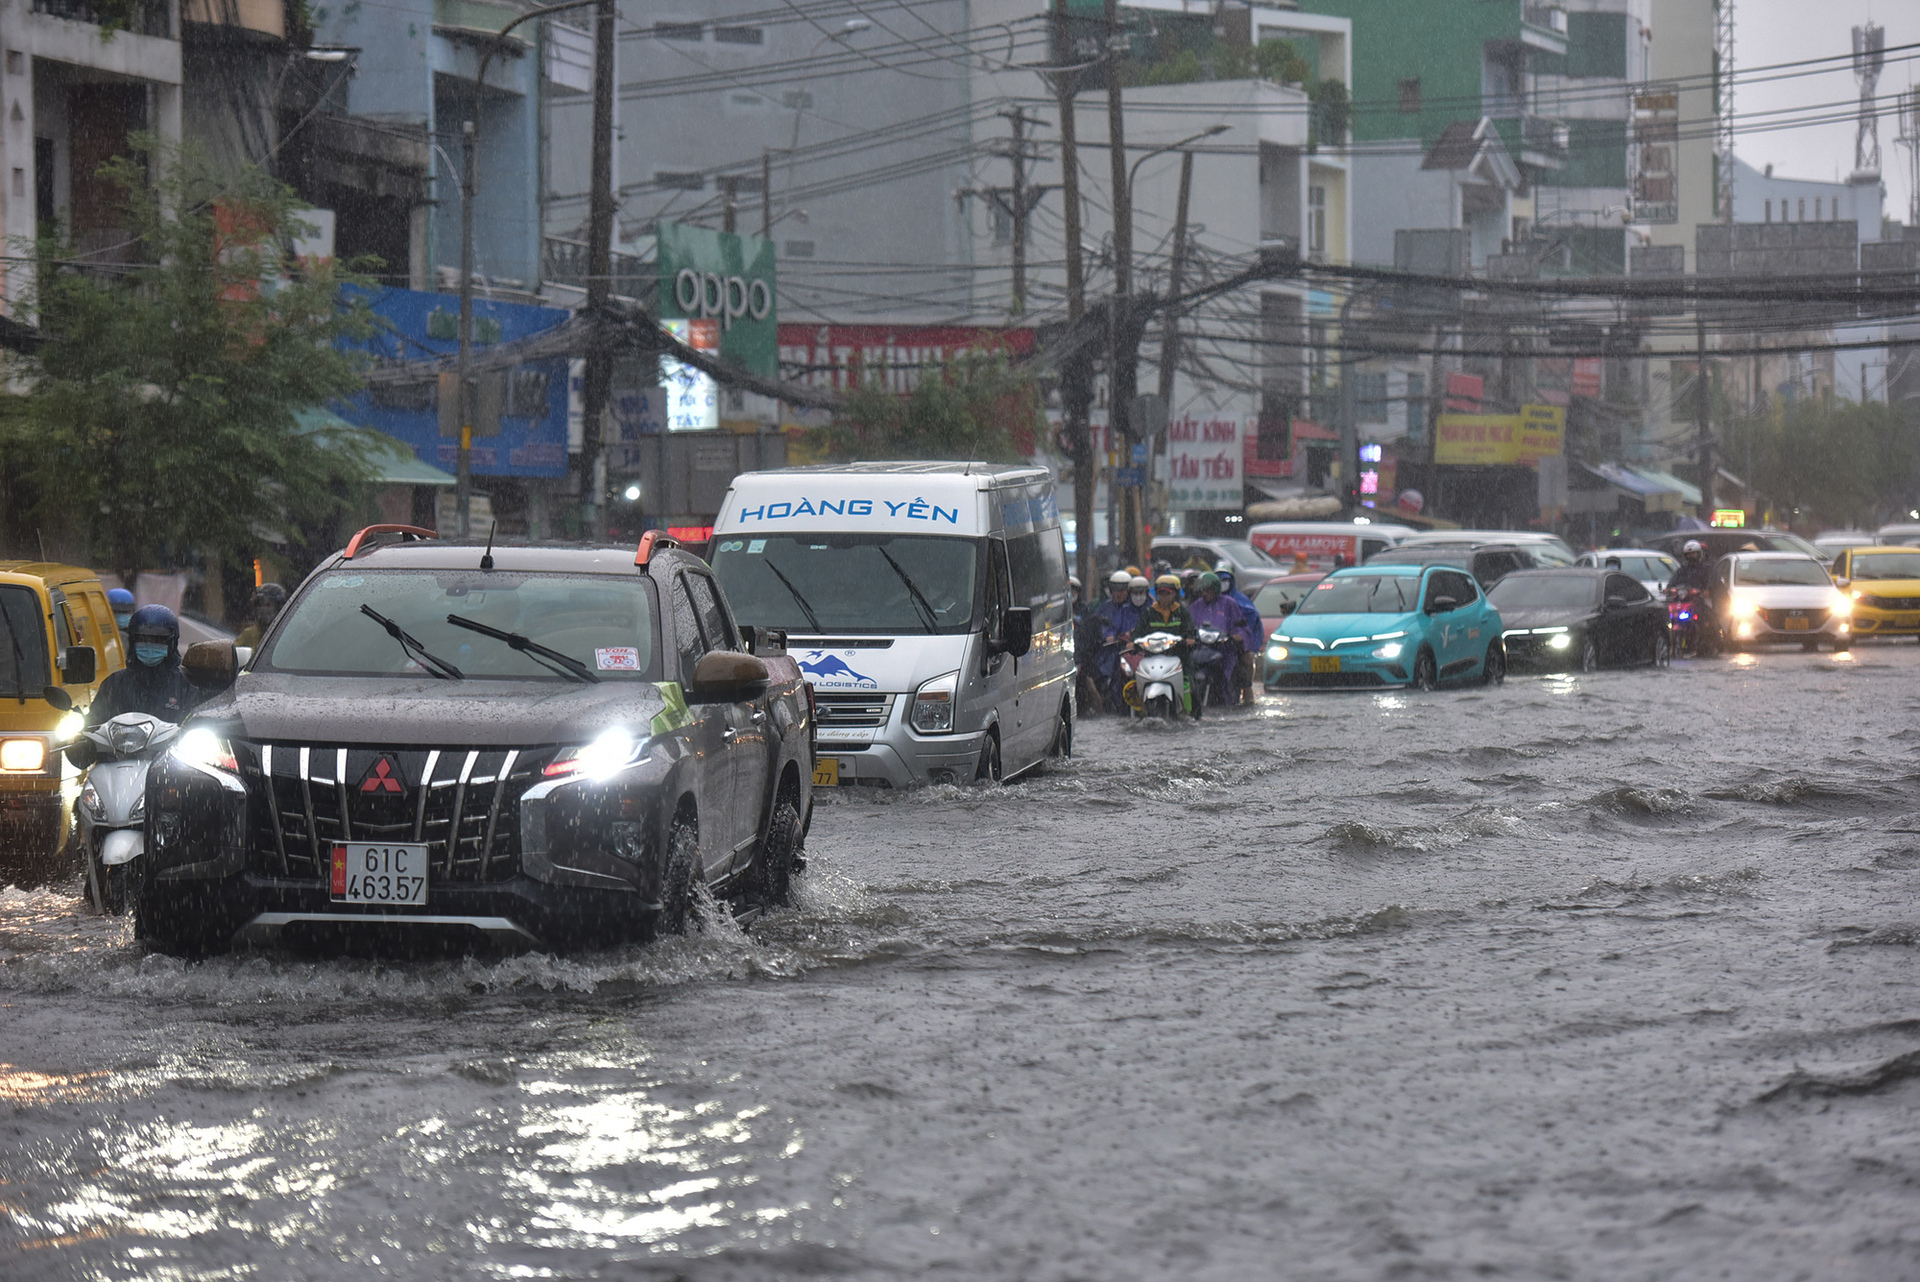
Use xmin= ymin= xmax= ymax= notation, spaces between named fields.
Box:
xmin=711 ymin=534 xmax=980 ymax=635
xmin=0 ymin=585 xmax=52 ymax=698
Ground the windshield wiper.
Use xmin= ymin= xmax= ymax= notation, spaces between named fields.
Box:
xmin=445 ymin=613 xmax=599 ymax=683
xmin=360 ymin=605 xmax=464 ymax=680
xmin=874 ymin=546 xmax=939 ymax=634
xmin=760 ymin=556 xmax=823 ymax=632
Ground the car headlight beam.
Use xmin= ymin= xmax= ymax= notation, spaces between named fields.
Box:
xmin=545 ymin=728 xmax=647 ymax=781
xmin=0 ymin=738 xmax=47 ymax=772
xmin=171 ymin=727 xmax=238 ymax=775
xmin=1266 ymin=645 xmax=1289 ymax=662
xmin=1547 ymin=633 xmax=1572 ymax=650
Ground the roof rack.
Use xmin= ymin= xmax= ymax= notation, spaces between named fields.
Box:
xmin=634 ymin=530 xmax=680 ymax=567
xmin=344 ymin=524 xmax=438 ymax=560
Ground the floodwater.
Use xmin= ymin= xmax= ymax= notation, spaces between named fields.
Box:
xmin=4 ymin=646 xmax=1920 ymax=1280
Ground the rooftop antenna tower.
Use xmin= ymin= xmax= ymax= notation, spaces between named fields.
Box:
xmin=1896 ymin=86 xmax=1920 ymax=226
xmin=1715 ymin=0 xmax=1735 ymax=222
xmin=1852 ymin=22 xmax=1885 ymax=178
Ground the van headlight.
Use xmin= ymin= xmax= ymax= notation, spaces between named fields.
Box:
xmin=911 ymin=671 xmax=958 ymax=734
xmin=0 ymin=738 xmax=47 ymax=772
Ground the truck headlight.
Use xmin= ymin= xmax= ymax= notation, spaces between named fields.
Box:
xmin=545 ymin=728 xmax=647 ymax=781
xmin=911 ymin=671 xmax=957 ymax=734
xmin=172 ymin=727 xmax=238 ymax=775
xmin=0 ymin=738 xmax=46 ymax=772
xmin=1267 ymin=645 xmax=1288 ymax=662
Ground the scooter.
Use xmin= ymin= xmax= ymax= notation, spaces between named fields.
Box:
xmin=1120 ymin=632 xmax=1193 ymax=722
xmin=1665 ymin=586 xmax=1716 ymax=658
xmin=1188 ymin=628 xmax=1237 ymax=712
xmin=68 ymin=713 xmax=180 ymax=915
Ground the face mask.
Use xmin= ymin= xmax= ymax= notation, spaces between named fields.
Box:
xmin=1129 ymin=591 xmax=1148 ymax=605
xmin=114 ymin=613 xmax=131 ymax=629
xmin=134 ymin=642 xmax=169 ymax=667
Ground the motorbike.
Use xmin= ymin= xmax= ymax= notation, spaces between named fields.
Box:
xmin=1188 ymin=628 xmax=1232 ymax=713
xmin=1120 ymin=631 xmax=1192 ymax=722
xmin=68 ymin=713 xmax=180 ymax=915
xmin=1664 ymin=586 xmax=1716 ymax=658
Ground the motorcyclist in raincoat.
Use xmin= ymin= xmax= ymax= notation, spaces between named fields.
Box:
xmin=1188 ymin=572 xmax=1257 ymax=708
xmin=1089 ymin=570 xmax=1143 ymax=710
xmin=1214 ymin=563 xmax=1265 ymax=704
xmin=86 ymin=605 xmax=201 ymax=728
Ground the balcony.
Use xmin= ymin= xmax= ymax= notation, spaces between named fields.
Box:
xmin=1489 ymin=114 xmax=1567 ymax=170
xmin=1517 ymin=3 xmax=1568 ymax=55
xmin=542 ymin=235 xmax=650 ymax=301
xmin=32 ymin=0 xmax=172 ymax=38
xmin=434 ymin=0 xmax=529 ymax=42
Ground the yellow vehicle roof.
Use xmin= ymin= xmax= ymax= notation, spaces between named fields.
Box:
xmin=0 ymin=561 xmax=107 ymax=588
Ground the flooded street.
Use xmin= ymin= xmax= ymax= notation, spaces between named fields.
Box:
xmin=5 ymin=646 xmax=1920 ymax=1281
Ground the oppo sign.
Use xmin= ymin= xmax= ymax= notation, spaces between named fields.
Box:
xmin=673 ymin=268 xmax=773 ymax=331
xmin=656 ymin=221 xmax=778 ymax=378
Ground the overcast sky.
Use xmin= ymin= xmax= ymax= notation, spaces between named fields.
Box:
xmin=1735 ymin=0 xmax=1917 ymax=227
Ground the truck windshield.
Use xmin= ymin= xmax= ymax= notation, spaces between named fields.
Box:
xmin=261 ymin=571 xmax=661 ymax=681
xmin=711 ymin=534 xmax=980 ymax=635
xmin=0 ymin=585 xmax=52 ymax=698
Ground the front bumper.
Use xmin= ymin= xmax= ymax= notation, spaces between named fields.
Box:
xmin=1847 ymin=602 xmax=1920 ymax=636
xmin=1263 ymin=649 xmax=1408 ymax=690
xmin=1501 ymin=630 xmax=1580 ymax=668
xmin=814 ymin=727 xmax=986 ymax=787
xmin=1724 ymin=608 xmax=1849 ymax=644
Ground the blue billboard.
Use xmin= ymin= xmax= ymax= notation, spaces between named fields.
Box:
xmin=338 ymin=287 xmax=572 ymax=478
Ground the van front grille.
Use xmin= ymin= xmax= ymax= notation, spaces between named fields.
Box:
xmin=812 ymin=693 xmax=894 ymax=728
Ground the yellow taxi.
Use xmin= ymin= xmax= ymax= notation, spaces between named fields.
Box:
xmin=1832 ymin=546 xmax=1920 ymax=640
xmin=1 ymin=562 xmax=124 ymax=869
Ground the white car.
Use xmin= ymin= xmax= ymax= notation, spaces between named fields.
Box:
xmin=1574 ymin=548 xmax=1679 ymax=597
xmin=1712 ymin=552 xmax=1852 ymax=652
xmin=1395 ymin=529 xmax=1577 ymax=566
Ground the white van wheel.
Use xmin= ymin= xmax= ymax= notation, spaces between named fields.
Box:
xmin=1048 ymin=700 xmax=1072 ymax=761
xmin=974 ymin=732 xmax=1002 ymax=783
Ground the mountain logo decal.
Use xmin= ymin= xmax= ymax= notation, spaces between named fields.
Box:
xmin=797 ymin=652 xmax=877 ymax=687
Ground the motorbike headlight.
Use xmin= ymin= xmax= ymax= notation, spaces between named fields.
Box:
xmin=911 ymin=670 xmax=958 ymax=734
xmin=1547 ymin=634 xmax=1573 ymax=651
xmin=1373 ymin=642 xmax=1404 ymax=659
xmin=1267 ymin=645 xmax=1289 ymax=662
xmin=545 ymin=728 xmax=647 ymax=781
xmin=79 ymin=782 xmax=105 ymax=819
xmin=0 ymin=738 xmax=46 ymax=772
xmin=130 ymin=792 xmax=145 ymax=819
xmin=172 ymin=727 xmax=238 ymax=775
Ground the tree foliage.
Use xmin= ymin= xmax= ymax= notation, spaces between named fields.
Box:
xmin=804 ymin=354 xmax=1042 ymax=464
xmin=1721 ymin=396 xmax=1920 ymax=529
xmin=0 ymin=142 xmax=380 ymax=583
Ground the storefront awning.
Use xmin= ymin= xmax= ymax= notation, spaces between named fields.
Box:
xmin=295 ymin=408 xmax=458 ymax=487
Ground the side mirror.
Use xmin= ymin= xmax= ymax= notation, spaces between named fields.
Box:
xmin=1001 ymin=606 xmax=1034 ymax=659
xmin=687 ymin=650 xmax=770 ymax=704
xmin=1427 ymin=595 xmax=1459 ymax=615
xmin=1605 ymin=594 xmax=1628 ymax=609
xmin=1833 ymin=577 xmax=1849 ymax=589
xmin=59 ymin=645 xmax=96 ymax=686
xmin=182 ymin=640 xmax=238 ymax=692
xmin=44 ymin=686 xmax=73 ymax=712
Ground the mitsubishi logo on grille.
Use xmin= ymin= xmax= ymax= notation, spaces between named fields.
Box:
xmin=360 ymin=755 xmax=405 ymax=794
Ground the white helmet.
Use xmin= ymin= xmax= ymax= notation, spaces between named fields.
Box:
xmin=1682 ymin=539 xmax=1704 ymax=556
xmin=1108 ymin=569 xmax=1133 ymax=586
xmin=1128 ymin=575 xmax=1151 ymax=591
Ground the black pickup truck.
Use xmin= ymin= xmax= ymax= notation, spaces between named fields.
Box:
xmin=141 ymin=526 xmax=813 ymax=955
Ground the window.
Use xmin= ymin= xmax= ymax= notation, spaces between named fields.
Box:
xmin=712 ymin=25 xmax=763 ymax=44
xmin=1307 ymin=184 xmax=1326 ymax=255
xmin=1814 ymin=197 xmax=1822 ymax=221
xmin=0 ymin=586 xmax=51 ymax=697
xmin=1607 ymin=574 xmax=1650 ymax=603
xmin=1798 ymin=198 xmax=1806 ymax=221
xmin=1764 ymin=199 xmax=1771 ymax=223
xmin=672 ymin=575 xmax=707 ymax=677
xmin=984 ymin=539 xmax=1010 ymax=646
xmin=683 ymin=573 xmax=738 ymax=652
xmin=655 ymin=171 xmax=704 ymax=190
xmin=1354 ymin=372 xmax=1389 ymax=423
xmin=1398 ymin=77 xmax=1421 ymax=113
xmin=654 ymin=20 xmax=702 ymax=40
xmin=1008 ymin=530 xmax=1069 ymax=628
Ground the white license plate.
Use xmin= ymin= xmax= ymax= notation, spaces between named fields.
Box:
xmin=331 ymin=843 xmax=429 ymax=905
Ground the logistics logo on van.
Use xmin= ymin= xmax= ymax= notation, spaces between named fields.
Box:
xmin=797 ymin=652 xmax=877 ymax=688
xmin=734 ymin=496 xmax=961 ymax=524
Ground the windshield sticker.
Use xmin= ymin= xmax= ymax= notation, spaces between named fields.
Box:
xmin=797 ymin=651 xmax=877 ymax=689
xmin=747 ymin=539 xmax=766 ymax=554
xmin=595 ymin=647 xmax=640 ymax=671
xmin=1315 ymin=582 xmax=1334 ymax=589
xmin=733 ymin=496 xmax=961 ymax=524
xmin=716 ymin=540 xmax=745 ymax=554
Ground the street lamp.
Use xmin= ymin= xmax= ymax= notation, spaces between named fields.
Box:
xmin=457 ymin=0 xmax=601 ymax=538
xmin=1125 ymin=124 xmax=1228 ymax=208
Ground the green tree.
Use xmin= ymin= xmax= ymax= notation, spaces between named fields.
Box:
xmin=0 ymin=142 xmax=381 ymax=586
xmin=805 ymin=353 xmax=1041 ymax=463
xmin=1721 ymin=395 xmax=1920 ymax=528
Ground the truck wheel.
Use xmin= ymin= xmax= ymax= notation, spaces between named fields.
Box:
xmin=974 ymin=731 xmax=1001 ymax=783
xmin=658 ymin=819 xmax=702 ymax=936
xmin=754 ymin=799 xmax=803 ymax=908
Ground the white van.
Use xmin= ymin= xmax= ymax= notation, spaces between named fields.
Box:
xmin=1247 ymin=520 xmax=1416 ymax=571
xmin=708 ymin=462 xmax=1075 ymax=786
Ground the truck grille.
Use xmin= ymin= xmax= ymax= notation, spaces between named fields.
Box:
xmin=236 ymin=743 xmax=556 ymax=883
xmin=813 ymin=693 xmax=894 ymax=729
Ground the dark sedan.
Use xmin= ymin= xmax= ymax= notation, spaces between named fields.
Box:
xmin=1487 ymin=568 xmax=1670 ymax=672
xmin=1364 ymin=542 xmax=1537 ymax=592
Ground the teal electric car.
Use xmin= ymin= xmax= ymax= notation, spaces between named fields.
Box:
xmin=1262 ymin=564 xmax=1506 ymax=691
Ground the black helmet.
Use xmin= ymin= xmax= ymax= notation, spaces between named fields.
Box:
xmin=252 ymin=582 xmax=288 ymax=609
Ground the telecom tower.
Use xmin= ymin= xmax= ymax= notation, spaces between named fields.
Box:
xmin=1715 ymin=0 xmax=1734 ymax=222
xmin=1897 ymin=87 xmax=1920 ymax=227
xmin=1853 ymin=23 xmax=1885 ymax=178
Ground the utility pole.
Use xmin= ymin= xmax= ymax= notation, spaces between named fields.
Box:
xmin=579 ymin=0 xmax=616 ymax=540
xmin=1103 ymin=0 xmax=1138 ymax=567
xmin=1696 ymin=315 xmax=1716 ymax=513
xmin=1154 ymin=151 xmax=1193 ymax=414
xmin=719 ymin=175 xmax=740 ymax=234
xmin=761 ymin=150 xmax=773 ymax=238
xmin=1008 ymin=106 xmax=1030 ymax=312
xmin=457 ymin=119 xmax=476 ymax=537
xmin=1053 ymin=0 xmax=1095 ymax=590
